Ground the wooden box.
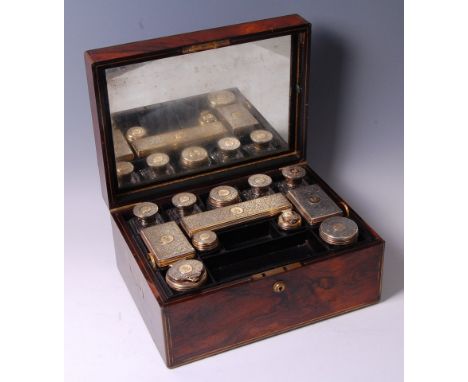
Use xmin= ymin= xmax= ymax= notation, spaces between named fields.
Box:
xmin=85 ymin=14 xmax=384 ymax=368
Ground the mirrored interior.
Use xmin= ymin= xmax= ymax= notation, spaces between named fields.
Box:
xmin=105 ymin=36 xmax=292 ymax=189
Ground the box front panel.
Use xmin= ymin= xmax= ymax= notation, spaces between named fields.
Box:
xmin=165 ymin=243 xmax=383 ymax=366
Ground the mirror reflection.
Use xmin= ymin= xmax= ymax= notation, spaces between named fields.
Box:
xmin=106 ymin=35 xmax=292 ymax=189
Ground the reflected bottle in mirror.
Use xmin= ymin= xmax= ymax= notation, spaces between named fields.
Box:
xmin=243 ymin=129 xmax=279 ymax=156
xmin=139 ymin=152 xmax=175 ymax=181
xmin=210 ymin=136 xmax=244 ymax=164
xmin=116 ymin=161 xmax=140 ymax=187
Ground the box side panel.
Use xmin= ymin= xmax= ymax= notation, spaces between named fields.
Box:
xmin=166 ymin=243 xmax=383 ymax=367
xmin=111 ymin=217 xmax=167 ymax=364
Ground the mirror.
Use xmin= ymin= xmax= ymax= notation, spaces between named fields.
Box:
xmin=105 ymin=35 xmax=292 ymax=189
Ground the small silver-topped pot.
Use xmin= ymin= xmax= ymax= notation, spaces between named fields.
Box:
xmin=248 ymin=174 xmax=273 ymax=197
xmin=132 ymin=202 xmax=159 ymax=227
xmin=319 ymin=216 xmax=359 ymax=245
xmin=172 ymin=192 xmax=198 ymax=216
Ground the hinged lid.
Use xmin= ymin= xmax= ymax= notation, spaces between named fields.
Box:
xmin=85 ymin=14 xmax=310 ymax=209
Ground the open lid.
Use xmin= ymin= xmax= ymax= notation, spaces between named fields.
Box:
xmin=85 ymin=14 xmax=310 ymax=209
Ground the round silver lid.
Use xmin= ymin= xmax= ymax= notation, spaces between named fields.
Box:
xmin=319 ymin=216 xmax=359 ymax=245
xmin=132 ymin=202 xmax=159 ymax=219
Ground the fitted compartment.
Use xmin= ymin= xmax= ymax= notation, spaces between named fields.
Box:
xmin=118 ymin=164 xmax=380 ymax=300
xmin=202 ymin=224 xmax=327 ymax=283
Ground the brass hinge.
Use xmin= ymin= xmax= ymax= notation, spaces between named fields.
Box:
xmin=182 ymin=39 xmax=230 ymax=54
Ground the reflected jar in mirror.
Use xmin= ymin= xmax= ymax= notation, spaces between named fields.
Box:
xmin=105 ymin=35 xmax=293 ymax=190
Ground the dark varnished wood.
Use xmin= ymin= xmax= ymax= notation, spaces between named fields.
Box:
xmin=110 ymin=163 xmax=384 ymax=367
xmin=165 ymin=243 xmax=383 ymax=366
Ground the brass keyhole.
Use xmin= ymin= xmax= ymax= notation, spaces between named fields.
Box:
xmin=273 ymin=281 xmax=286 ymax=293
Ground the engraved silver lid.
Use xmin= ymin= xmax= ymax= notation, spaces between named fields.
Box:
xmin=116 ymin=161 xmax=134 ymax=177
xmin=198 ymin=110 xmax=218 ymax=125
xmin=192 ymin=230 xmax=219 ymax=252
xmin=208 ymin=185 xmax=240 ymax=208
xmin=146 ymin=152 xmax=170 ymax=170
xmin=132 ymin=202 xmax=158 ymax=226
xmin=217 ymin=136 xmax=241 ymax=155
xmin=125 ymin=126 xmax=147 ymax=142
xmin=180 ymin=146 xmax=209 ymax=169
xmin=250 ymin=129 xmax=273 ymax=147
xmin=172 ymin=192 xmax=197 ymax=209
xmin=281 ymin=166 xmax=306 ymax=187
xmin=248 ymin=174 xmax=272 ymax=196
xmin=165 ymin=259 xmax=208 ymax=291
xmin=277 ymin=210 xmax=302 ymax=231
xmin=319 ymin=216 xmax=358 ymax=245
xmin=207 ymin=90 xmax=236 ymax=107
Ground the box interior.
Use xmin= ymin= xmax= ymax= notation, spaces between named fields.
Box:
xmin=113 ymin=167 xmax=379 ymax=302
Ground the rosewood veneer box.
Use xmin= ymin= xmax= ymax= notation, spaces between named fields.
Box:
xmin=85 ymin=14 xmax=384 ymax=368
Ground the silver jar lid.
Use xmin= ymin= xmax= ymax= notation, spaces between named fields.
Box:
xmin=192 ymin=230 xmax=219 ymax=252
xmin=116 ymin=161 xmax=134 ymax=177
xmin=146 ymin=152 xmax=170 ymax=172
xmin=217 ymin=136 xmax=241 ymax=156
xmin=165 ymin=259 xmax=208 ymax=291
xmin=319 ymin=216 xmax=359 ymax=245
xmin=132 ymin=202 xmax=159 ymax=226
xmin=207 ymin=90 xmax=236 ymax=107
xmin=277 ymin=210 xmax=302 ymax=231
xmin=281 ymin=166 xmax=306 ymax=188
xmin=125 ymin=126 xmax=147 ymax=142
xmin=248 ymin=174 xmax=272 ymax=197
xmin=172 ymin=192 xmax=197 ymax=215
xmin=208 ymin=185 xmax=240 ymax=208
xmin=250 ymin=129 xmax=273 ymax=148
xmin=180 ymin=146 xmax=209 ymax=169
